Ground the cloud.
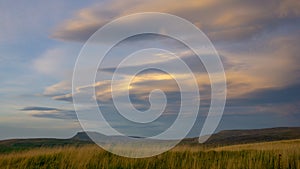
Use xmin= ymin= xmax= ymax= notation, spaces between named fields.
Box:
xmin=21 ymin=106 xmax=77 ymax=120
xmin=98 ymin=32 xmax=300 ymax=98
xmin=40 ymin=0 xmax=300 ymax=123
xmin=42 ymin=80 xmax=73 ymax=102
xmin=52 ymin=93 xmax=73 ymax=102
xmin=32 ymin=45 xmax=79 ymax=79
xmin=21 ymin=106 xmax=58 ymax=111
xmin=51 ymin=0 xmax=300 ymax=42
xmin=46 ymin=0 xmax=300 ymax=109
xmin=220 ymin=32 xmax=300 ymax=98
xmin=100 ymin=54 xmax=208 ymax=75
xmin=51 ymin=1 xmax=119 ymax=42
xmin=227 ymin=83 xmax=300 ymax=106
xmin=46 ymin=32 xmax=300 ymax=111
xmin=43 ymin=80 xmax=71 ymax=96
xmin=33 ymin=48 xmax=67 ymax=77
xmin=221 ymin=83 xmax=300 ymax=121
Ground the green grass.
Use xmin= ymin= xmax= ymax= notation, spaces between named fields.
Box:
xmin=0 ymin=139 xmax=299 ymax=169
xmin=0 ymin=139 xmax=90 ymax=154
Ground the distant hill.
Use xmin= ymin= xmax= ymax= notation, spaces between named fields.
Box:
xmin=71 ymin=131 xmax=99 ymax=141
xmin=72 ymin=127 xmax=300 ymax=146
xmin=1 ymin=127 xmax=300 ymax=153
xmin=206 ymin=127 xmax=300 ymax=145
xmin=71 ymin=131 xmax=146 ymax=141
xmin=181 ymin=127 xmax=300 ymax=146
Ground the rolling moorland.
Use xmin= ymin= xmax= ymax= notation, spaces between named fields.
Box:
xmin=0 ymin=127 xmax=299 ymax=169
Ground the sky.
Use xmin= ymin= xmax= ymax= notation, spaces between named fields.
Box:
xmin=0 ymin=0 xmax=300 ymax=140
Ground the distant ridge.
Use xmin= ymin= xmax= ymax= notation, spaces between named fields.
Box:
xmin=181 ymin=127 xmax=300 ymax=145
xmin=72 ymin=127 xmax=300 ymax=145
xmin=1 ymin=127 xmax=300 ymax=153
xmin=206 ymin=127 xmax=300 ymax=145
xmin=71 ymin=131 xmax=145 ymax=143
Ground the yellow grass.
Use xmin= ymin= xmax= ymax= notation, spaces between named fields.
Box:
xmin=0 ymin=139 xmax=299 ymax=169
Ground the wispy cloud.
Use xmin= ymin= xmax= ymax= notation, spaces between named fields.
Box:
xmin=6 ymin=0 xmax=297 ymax=137
xmin=43 ymin=31 xmax=300 ymax=118
xmin=51 ymin=0 xmax=300 ymax=42
xmin=21 ymin=106 xmax=77 ymax=120
xmin=43 ymin=80 xmax=71 ymax=96
xmin=33 ymin=48 xmax=68 ymax=77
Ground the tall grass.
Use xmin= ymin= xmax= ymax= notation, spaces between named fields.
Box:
xmin=0 ymin=139 xmax=299 ymax=169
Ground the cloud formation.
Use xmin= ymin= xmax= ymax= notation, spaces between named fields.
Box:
xmin=43 ymin=32 xmax=300 ymax=118
xmin=51 ymin=0 xmax=300 ymax=42
xmin=43 ymin=80 xmax=71 ymax=96
xmin=31 ymin=0 xmax=300 ymax=131
xmin=21 ymin=106 xmax=76 ymax=120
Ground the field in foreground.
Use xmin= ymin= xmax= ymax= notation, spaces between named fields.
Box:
xmin=0 ymin=139 xmax=299 ymax=169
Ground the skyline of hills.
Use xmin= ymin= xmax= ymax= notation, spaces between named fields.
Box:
xmin=1 ymin=126 xmax=299 ymax=153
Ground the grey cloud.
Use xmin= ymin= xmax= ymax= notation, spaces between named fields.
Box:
xmin=51 ymin=0 xmax=300 ymax=43
xmin=52 ymin=94 xmax=73 ymax=102
xmin=227 ymin=83 xmax=300 ymax=107
xmin=31 ymin=110 xmax=77 ymax=120
xmin=21 ymin=106 xmax=77 ymax=120
xmin=99 ymin=53 xmax=229 ymax=75
xmin=21 ymin=106 xmax=58 ymax=111
xmin=53 ymin=23 xmax=101 ymax=42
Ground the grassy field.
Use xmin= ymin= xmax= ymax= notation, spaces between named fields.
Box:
xmin=0 ymin=139 xmax=299 ymax=169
